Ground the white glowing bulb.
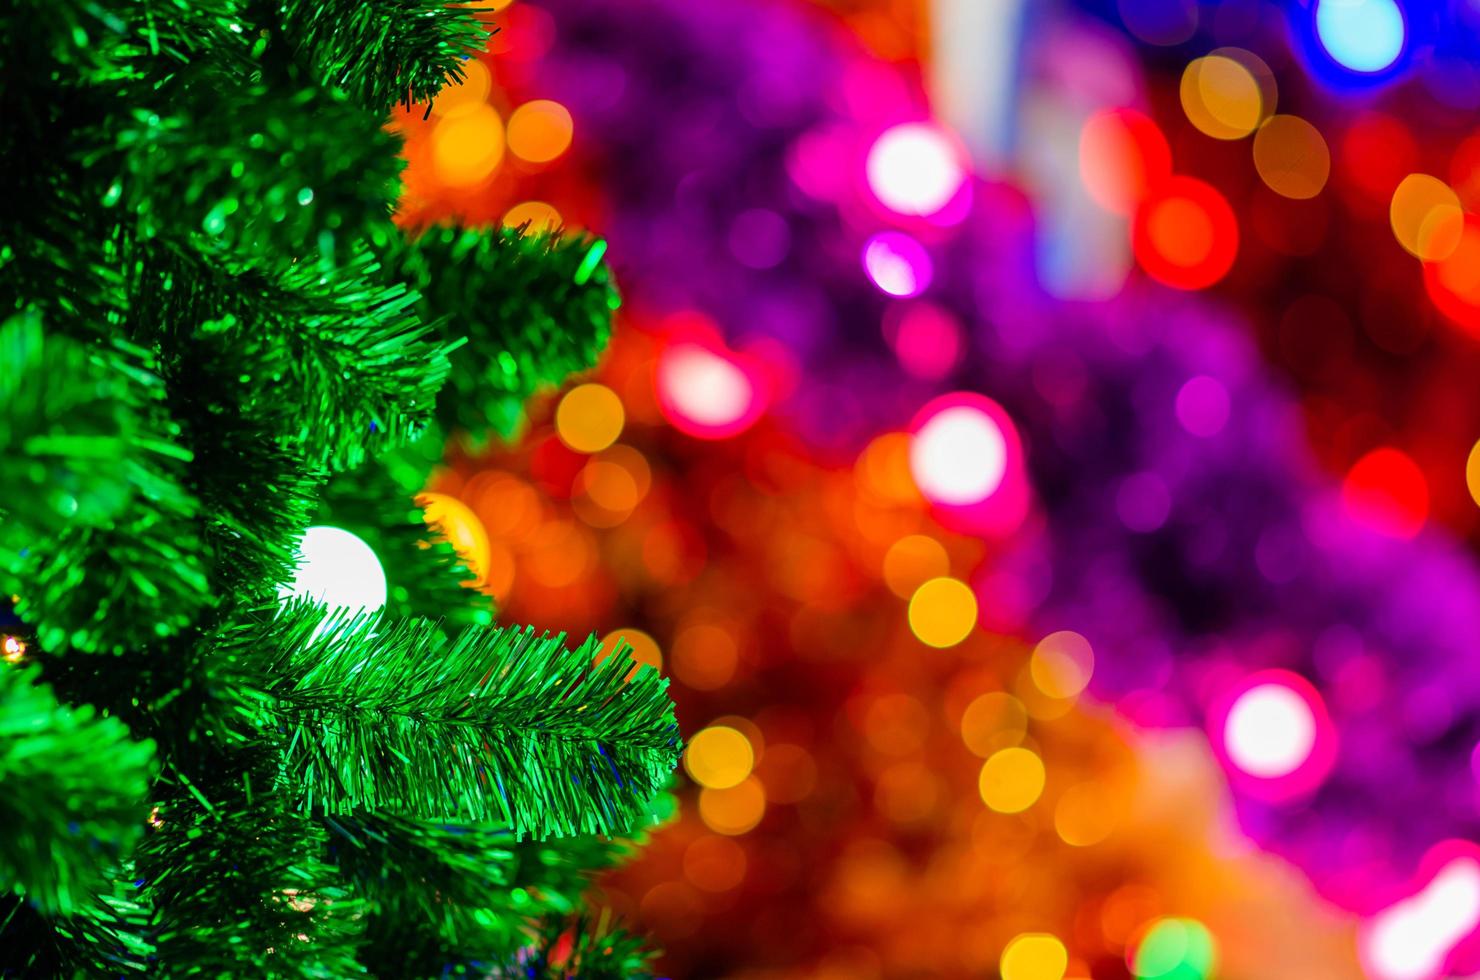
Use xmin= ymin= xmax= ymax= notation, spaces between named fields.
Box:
xmin=279 ymin=525 xmax=387 ymax=617
xmin=1223 ymin=683 xmax=1317 ymax=778
xmin=656 ymin=343 xmax=760 ymax=438
xmin=909 ymin=406 xmax=1008 ymax=505
xmin=866 ymin=123 xmax=966 ymax=217
xmin=1363 ymin=858 xmax=1480 ymax=980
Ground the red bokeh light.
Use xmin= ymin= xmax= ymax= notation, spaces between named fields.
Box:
xmin=1080 ymin=108 xmax=1172 ymax=216
xmin=1132 ymin=176 xmax=1239 ymax=291
xmin=1341 ymin=447 xmax=1430 ymax=540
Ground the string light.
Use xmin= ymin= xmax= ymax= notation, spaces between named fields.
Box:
xmin=1314 ymin=0 xmax=1405 ymax=74
xmin=865 ymin=123 xmax=966 ymax=217
xmin=1 ymin=635 xmax=24 ymax=664
xmin=278 ymin=526 xmax=387 ymax=619
xmin=907 ymin=577 xmax=978 ymax=648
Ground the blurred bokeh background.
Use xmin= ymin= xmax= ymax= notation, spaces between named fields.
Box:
xmin=401 ymin=1 xmax=1480 ymax=977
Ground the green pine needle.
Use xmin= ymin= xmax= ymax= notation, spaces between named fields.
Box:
xmin=281 ymin=0 xmax=496 ymax=113
xmin=230 ymin=603 xmax=680 ymax=838
xmin=0 ymin=666 xmax=157 ymax=915
xmin=379 ymin=226 xmax=618 ymax=438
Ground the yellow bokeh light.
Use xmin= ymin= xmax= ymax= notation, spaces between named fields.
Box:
xmin=502 ymin=200 xmax=563 ymax=233
xmin=907 ymin=576 xmax=977 ymax=648
xmin=698 ymin=776 xmax=767 ymax=835
xmin=1391 ymin=174 xmax=1465 ymax=261
xmin=507 ymin=99 xmax=574 ymax=164
xmin=1467 ymin=440 xmax=1480 ymax=509
xmin=1054 ymin=782 xmax=1117 ymax=847
xmin=555 ymin=383 xmax=625 ymax=453
xmin=1001 ymin=933 xmax=1069 ymax=980
xmin=1252 ymin=115 xmax=1330 ymax=200
xmin=431 ymin=58 xmax=492 ymax=117
xmin=1029 ymin=630 xmax=1095 ymax=700
xmin=416 ymin=492 xmax=491 ymax=584
xmin=882 ymin=534 xmax=950 ymax=598
xmin=684 ymin=725 xmax=755 ymax=790
xmin=1180 ymin=53 xmax=1265 ymax=140
xmin=597 ymin=628 xmax=662 ymax=674
xmin=960 ymin=691 xmax=1029 ymax=757
xmin=978 ymin=746 xmax=1046 ymax=814
xmin=431 ymin=104 xmax=505 ymax=187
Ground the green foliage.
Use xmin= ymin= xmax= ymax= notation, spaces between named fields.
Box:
xmin=231 ymin=602 xmax=679 ymax=837
xmin=281 ymin=0 xmax=496 ymax=113
xmin=1 ymin=0 xmax=658 ymax=970
xmin=0 ymin=666 xmax=157 ymax=915
xmin=379 ymin=226 xmax=618 ymax=437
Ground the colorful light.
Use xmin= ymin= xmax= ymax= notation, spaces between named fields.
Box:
xmin=863 ymin=231 xmax=933 ymax=298
xmin=886 ymin=302 xmax=962 ymax=380
xmin=1314 ymin=0 xmax=1405 ymax=74
xmin=1029 ymin=631 xmax=1095 ymax=700
xmin=431 ymin=103 xmax=505 ymax=186
xmin=907 ymin=576 xmax=977 ymax=648
xmin=1341 ymin=446 xmax=1429 ymax=539
xmin=1079 ymin=108 xmax=1172 ymax=216
xmin=506 ymin=99 xmax=574 ymax=164
xmin=502 ymin=200 xmax=563 ymax=232
xmin=1174 ymin=375 xmax=1230 ymax=438
xmin=865 ymin=122 xmax=966 ymax=217
xmin=1213 ymin=670 xmax=1337 ymax=800
xmin=555 ymin=383 xmax=625 ymax=453
xmin=1000 ymin=933 xmax=1069 ymax=980
xmin=1180 ymin=53 xmax=1266 ymax=141
xmin=697 ymin=776 xmax=766 ymax=835
xmin=279 ymin=526 xmax=387 ymax=618
xmin=1252 ymin=116 xmax=1331 ymax=200
xmin=1362 ymin=847 xmax=1480 ymax=980
xmin=1131 ymin=917 xmax=1216 ymax=979
xmin=1467 ymin=441 xmax=1480 ymax=510
xmin=881 ymin=534 xmax=950 ymax=599
xmin=909 ymin=403 xmax=1007 ymax=506
xmin=655 ymin=341 xmax=765 ymax=439
xmin=1132 ymin=177 xmax=1238 ymax=290
xmin=978 ymin=746 xmax=1046 ymax=813
xmin=1390 ymin=174 xmax=1463 ymax=261
xmin=684 ymin=725 xmax=756 ymax=790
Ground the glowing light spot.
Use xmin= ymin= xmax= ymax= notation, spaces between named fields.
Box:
xmin=597 ymin=628 xmax=662 ymax=674
xmin=1225 ymin=683 xmax=1317 ymax=778
xmin=863 ymin=232 xmax=932 ymax=298
xmin=1175 ymin=375 xmax=1231 ymax=437
xmin=1030 ymin=630 xmax=1095 ymax=700
xmin=882 ymin=534 xmax=950 ymax=598
xmin=1001 ymin=933 xmax=1069 ymax=980
xmin=431 ymin=58 xmax=492 ymax=117
xmin=1315 ymin=0 xmax=1405 ymax=74
xmin=698 ymin=776 xmax=766 ymax=835
xmin=502 ymin=200 xmax=563 ymax=232
xmin=960 ymin=692 xmax=1029 ymax=758
xmin=656 ymin=342 xmax=765 ymax=439
xmin=865 ymin=123 xmax=966 ymax=217
xmin=1 ymin=635 xmax=25 ymax=664
xmin=555 ymin=383 xmax=624 ymax=453
xmin=887 ymin=303 xmax=962 ymax=380
xmin=1080 ymin=108 xmax=1172 ymax=216
xmin=416 ymin=492 xmax=491 ymax=584
xmin=908 ymin=577 xmax=978 ymax=648
xmin=1180 ymin=53 xmax=1266 ymax=140
xmin=279 ymin=526 xmax=387 ymax=618
xmin=978 ymin=746 xmax=1046 ymax=813
xmin=1362 ymin=852 xmax=1480 ymax=980
xmin=431 ymin=104 xmax=505 ymax=187
xmin=1131 ymin=918 xmax=1217 ymax=979
xmin=1133 ymin=177 xmax=1238 ymax=290
xmin=506 ymin=99 xmax=573 ymax=163
xmin=1341 ymin=446 xmax=1429 ymax=539
xmin=1253 ymin=115 xmax=1331 ymax=200
xmin=684 ymin=725 xmax=755 ymax=789
xmin=909 ymin=405 xmax=1007 ymax=505
xmin=1391 ymin=174 xmax=1464 ymax=261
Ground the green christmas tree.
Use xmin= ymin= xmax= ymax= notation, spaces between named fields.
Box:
xmin=0 ymin=2 xmax=680 ymax=975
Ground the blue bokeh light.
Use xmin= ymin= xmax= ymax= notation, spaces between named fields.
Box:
xmin=1314 ymin=0 xmax=1406 ymax=73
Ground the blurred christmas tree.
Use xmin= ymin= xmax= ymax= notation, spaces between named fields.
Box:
xmin=0 ymin=1 xmax=678 ymax=976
